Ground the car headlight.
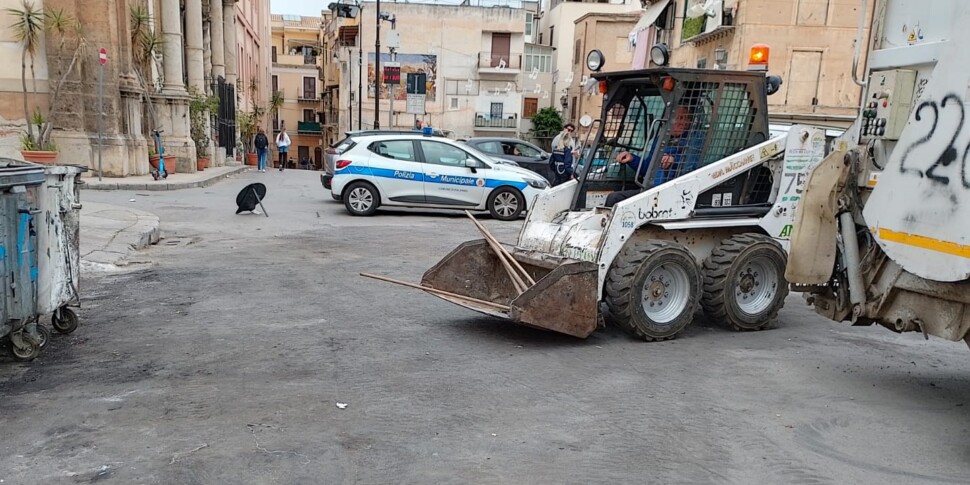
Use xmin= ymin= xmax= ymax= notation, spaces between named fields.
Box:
xmin=525 ymin=178 xmax=549 ymax=189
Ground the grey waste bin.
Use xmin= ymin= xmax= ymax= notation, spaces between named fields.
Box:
xmin=36 ymin=165 xmax=85 ymax=333
xmin=0 ymin=160 xmax=46 ymax=360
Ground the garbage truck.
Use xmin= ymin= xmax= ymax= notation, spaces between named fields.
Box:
xmin=787 ymin=0 xmax=970 ymax=347
xmin=366 ymin=57 xmax=833 ymax=341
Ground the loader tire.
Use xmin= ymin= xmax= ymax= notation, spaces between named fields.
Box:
xmin=605 ymin=240 xmax=701 ymax=341
xmin=701 ymin=233 xmax=788 ymax=331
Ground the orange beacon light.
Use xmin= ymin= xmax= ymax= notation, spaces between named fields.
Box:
xmin=749 ymin=44 xmax=769 ymax=71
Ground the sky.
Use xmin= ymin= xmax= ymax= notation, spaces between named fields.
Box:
xmin=271 ymin=0 xmax=328 ymax=17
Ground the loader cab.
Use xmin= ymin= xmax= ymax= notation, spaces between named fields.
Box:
xmin=573 ymin=69 xmax=772 ymax=214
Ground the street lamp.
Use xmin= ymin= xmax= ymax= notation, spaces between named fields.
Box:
xmin=329 ymin=1 xmax=363 ymax=130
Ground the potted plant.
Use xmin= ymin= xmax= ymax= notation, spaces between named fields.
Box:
xmin=237 ymin=111 xmax=257 ymax=166
xmin=237 ymin=77 xmax=284 ymax=166
xmin=148 ymin=144 xmax=159 ymax=168
xmin=8 ymin=1 xmax=86 ymax=164
xmin=188 ymin=87 xmax=219 ymax=171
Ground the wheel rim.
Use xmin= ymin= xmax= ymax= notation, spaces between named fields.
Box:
xmin=11 ymin=342 xmax=37 ymax=359
xmin=734 ymin=256 xmax=778 ymax=315
xmin=493 ymin=192 xmax=519 ymax=217
xmin=640 ymin=262 xmax=691 ymax=325
xmin=348 ymin=187 xmax=373 ymax=212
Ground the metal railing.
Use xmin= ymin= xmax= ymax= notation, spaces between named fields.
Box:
xmin=477 ymin=51 xmax=522 ymax=69
xmin=297 ymin=121 xmax=322 ymax=133
xmin=474 ymin=112 xmax=518 ymax=129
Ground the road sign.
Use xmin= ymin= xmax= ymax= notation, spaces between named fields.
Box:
xmin=383 ymin=61 xmax=400 ymax=85
xmin=406 ymin=72 xmax=427 ymax=95
xmin=406 ymin=94 xmax=426 ymax=115
xmin=98 ymin=48 xmax=107 ymax=65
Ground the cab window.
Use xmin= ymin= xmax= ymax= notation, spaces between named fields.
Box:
xmin=368 ymin=140 xmax=416 ymax=161
xmin=420 ymin=141 xmax=470 ymax=167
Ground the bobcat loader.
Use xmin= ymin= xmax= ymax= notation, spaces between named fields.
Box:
xmin=787 ymin=0 xmax=970 ymax=347
xmin=373 ymin=63 xmax=837 ymax=342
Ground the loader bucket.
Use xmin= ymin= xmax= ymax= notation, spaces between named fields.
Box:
xmin=421 ymin=239 xmax=599 ymax=338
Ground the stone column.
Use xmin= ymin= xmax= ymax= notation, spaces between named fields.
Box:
xmin=185 ymin=0 xmax=205 ymax=92
xmin=210 ymin=0 xmax=225 ymax=79
xmin=223 ymin=0 xmax=238 ymax=87
xmin=223 ymin=0 xmax=239 ymax=163
xmin=160 ymin=0 xmax=186 ymax=94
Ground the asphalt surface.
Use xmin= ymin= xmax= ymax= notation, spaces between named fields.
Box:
xmin=2 ymin=169 xmax=969 ymax=484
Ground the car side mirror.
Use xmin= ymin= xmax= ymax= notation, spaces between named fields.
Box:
xmin=464 ymin=159 xmax=479 ymax=173
xmin=537 ymin=153 xmax=549 ymax=160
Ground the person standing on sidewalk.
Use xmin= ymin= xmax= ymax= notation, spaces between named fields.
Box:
xmin=275 ymin=127 xmax=291 ymax=172
xmin=254 ymin=128 xmax=269 ymax=172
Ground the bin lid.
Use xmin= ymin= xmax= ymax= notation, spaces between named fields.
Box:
xmin=0 ymin=158 xmax=46 ymax=188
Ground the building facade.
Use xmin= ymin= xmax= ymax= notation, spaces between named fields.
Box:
xmin=271 ymin=14 xmax=323 ymax=169
xmin=0 ymin=0 xmax=270 ymax=176
xmin=322 ymin=1 xmax=548 ymax=141
xmin=632 ymin=0 xmax=873 ymax=125
xmin=568 ymin=12 xmax=640 ymax=135
xmin=536 ymin=0 xmax=642 ymax=123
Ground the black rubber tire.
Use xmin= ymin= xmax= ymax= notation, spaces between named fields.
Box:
xmin=52 ymin=308 xmax=79 ymax=334
xmin=701 ymin=233 xmax=789 ymax=331
xmin=487 ymin=186 xmax=525 ymax=221
xmin=36 ymin=324 xmax=51 ymax=350
xmin=604 ymin=240 xmax=701 ymax=341
xmin=10 ymin=339 xmax=39 ymax=361
xmin=342 ymin=181 xmax=380 ymax=216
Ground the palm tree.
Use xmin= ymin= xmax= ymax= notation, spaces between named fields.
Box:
xmin=6 ymin=1 xmax=86 ymax=151
xmin=6 ymin=0 xmax=44 ymax=145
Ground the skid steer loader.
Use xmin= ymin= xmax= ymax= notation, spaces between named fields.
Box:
xmin=390 ymin=67 xmax=829 ymax=340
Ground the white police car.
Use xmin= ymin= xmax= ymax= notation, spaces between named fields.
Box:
xmin=331 ymin=133 xmax=549 ymax=221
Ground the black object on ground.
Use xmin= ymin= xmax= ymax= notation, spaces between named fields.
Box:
xmin=235 ymin=183 xmax=269 ymax=217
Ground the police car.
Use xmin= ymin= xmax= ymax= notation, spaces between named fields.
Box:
xmin=331 ymin=133 xmax=550 ymax=221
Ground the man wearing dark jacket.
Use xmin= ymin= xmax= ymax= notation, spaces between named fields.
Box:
xmin=254 ymin=128 xmax=269 ymax=172
xmin=604 ymin=106 xmax=704 ymax=207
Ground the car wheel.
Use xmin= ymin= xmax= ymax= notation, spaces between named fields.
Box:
xmin=487 ymin=187 xmax=525 ymax=221
xmin=343 ymin=181 xmax=380 ymax=216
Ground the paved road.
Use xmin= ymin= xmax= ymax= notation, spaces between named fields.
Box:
xmin=2 ymin=170 xmax=969 ymax=484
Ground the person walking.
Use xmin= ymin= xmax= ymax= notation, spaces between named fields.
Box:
xmin=549 ymin=123 xmax=579 ymax=186
xmin=254 ymin=128 xmax=269 ymax=172
xmin=275 ymin=127 xmax=291 ymax=172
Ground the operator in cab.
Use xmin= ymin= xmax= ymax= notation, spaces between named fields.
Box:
xmin=604 ymin=105 xmax=704 ymax=207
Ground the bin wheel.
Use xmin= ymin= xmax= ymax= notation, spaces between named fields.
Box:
xmin=36 ymin=324 xmax=51 ymax=350
xmin=10 ymin=340 xmax=40 ymax=361
xmin=52 ymin=308 xmax=79 ymax=334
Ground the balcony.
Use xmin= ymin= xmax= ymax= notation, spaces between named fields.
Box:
xmin=321 ymin=109 xmax=339 ymax=127
xmin=298 ymin=91 xmax=319 ymax=103
xmin=681 ymin=1 xmax=736 ymax=45
xmin=477 ymin=51 xmax=521 ymax=76
xmin=275 ymin=53 xmax=319 ymax=66
xmin=474 ymin=112 xmax=518 ymax=130
xmin=297 ymin=121 xmax=322 ymax=133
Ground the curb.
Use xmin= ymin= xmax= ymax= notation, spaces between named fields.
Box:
xmin=80 ymin=165 xmax=249 ymax=191
xmin=80 ymin=203 xmax=161 ymax=268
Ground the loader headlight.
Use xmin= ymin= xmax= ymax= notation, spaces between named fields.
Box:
xmin=525 ymin=178 xmax=549 ymax=189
